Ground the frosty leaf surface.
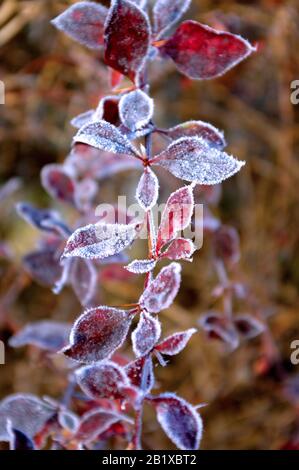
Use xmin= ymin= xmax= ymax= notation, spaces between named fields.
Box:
xmin=119 ymin=89 xmax=153 ymax=131
xmin=9 ymin=321 xmax=71 ymax=352
xmin=135 ymin=168 xmax=159 ymax=211
xmin=155 ymin=328 xmax=196 ymax=355
xmin=132 ymin=311 xmax=161 ymax=357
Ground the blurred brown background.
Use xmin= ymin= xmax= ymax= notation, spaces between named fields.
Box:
xmin=1 ymin=0 xmax=299 ymax=450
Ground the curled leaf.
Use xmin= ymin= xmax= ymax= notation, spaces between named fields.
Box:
xmin=132 ymin=311 xmax=161 ymax=357
xmin=164 ymin=120 xmax=226 ymax=149
xmin=153 ymin=0 xmax=191 ymax=37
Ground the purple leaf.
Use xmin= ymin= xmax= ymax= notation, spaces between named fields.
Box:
xmin=51 ymin=1 xmax=108 ymax=49
xmin=153 ymin=0 xmax=191 ymax=37
xmin=125 ymin=258 xmax=157 ymax=274
xmin=125 ymin=355 xmax=154 ymax=393
xmin=58 ymin=410 xmax=79 ymax=433
xmin=152 ymin=137 xmax=245 ymax=185
xmin=159 ymin=20 xmax=256 ymax=80
xmin=213 ymin=225 xmax=240 ymax=264
xmin=63 ymin=306 xmax=134 ymax=363
xmin=198 ymin=311 xmax=239 ymax=350
xmin=135 ymin=167 xmax=159 ymax=211
xmin=119 ymin=89 xmax=153 ymax=131
xmin=41 ymin=164 xmax=76 ymax=206
xmin=104 ymin=0 xmax=151 ymax=81
xmin=23 ymin=248 xmax=62 ymax=286
xmin=9 ymin=321 xmax=72 ymax=353
xmin=16 ymin=202 xmax=69 ymax=236
xmin=62 ymin=222 xmax=140 ymax=260
xmin=149 ymin=393 xmax=203 ymax=450
xmin=69 ymin=259 xmax=98 ymax=306
xmin=76 ymin=361 xmax=129 ymax=400
xmin=0 ymin=394 xmax=55 ymax=442
xmin=161 ymin=238 xmax=196 ymax=261
xmin=155 ymin=328 xmax=196 ymax=355
xmin=73 ymin=120 xmax=139 ymax=157
xmin=75 ymin=408 xmax=128 ymax=443
xmin=132 ymin=311 xmax=161 ymax=357
xmin=164 ymin=120 xmax=226 ymax=149
xmin=140 ymin=262 xmax=181 ymax=313
xmin=157 ymin=185 xmax=194 ymax=251
xmin=234 ymin=314 xmax=265 ymax=340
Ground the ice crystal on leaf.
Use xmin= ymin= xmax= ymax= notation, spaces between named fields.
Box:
xmin=164 ymin=120 xmax=226 ymax=150
xmin=62 ymin=222 xmax=140 ymax=260
xmin=159 ymin=21 xmax=256 ymax=80
xmin=119 ymin=89 xmax=153 ymax=132
xmin=125 ymin=258 xmax=157 ymax=274
xmin=140 ymin=262 xmax=181 ymax=313
xmin=76 ymin=361 xmax=129 ymax=400
xmin=161 ymin=238 xmax=196 ymax=261
xmin=132 ymin=311 xmax=161 ymax=357
xmin=73 ymin=120 xmax=139 ymax=158
xmin=135 ymin=167 xmax=159 ymax=211
xmin=104 ymin=0 xmax=151 ymax=81
xmin=152 ymin=137 xmax=245 ymax=185
xmin=149 ymin=393 xmax=203 ymax=450
xmin=155 ymin=328 xmax=196 ymax=356
xmin=51 ymin=1 xmax=108 ymax=50
xmin=63 ymin=306 xmax=134 ymax=363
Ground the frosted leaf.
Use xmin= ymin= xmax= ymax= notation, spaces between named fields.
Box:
xmin=16 ymin=202 xmax=70 ymax=236
xmin=125 ymin=356 xmax=154 ymax=393
xmin=76 ymin=361 xmax=129 ymax=400
xmin=153 ymin=0 xmax=191 ymax=37
xmin=234 ymin=314 xmax=265 ymax=340
xmin=161 ymin=238 xmax=196 ymax=261
xmin=119 ymin=89 xmax=153 ymax=131
xmin=104 ymin=0 xmax=151 ymax=80
xmin=125 ymin=258 xmax=157 ymax=274
xmin=62 ymin=222 xmax=140 ymax=260
xmin=51 ymin=2 xmax=108 ymax=49
xmin=63 ymin=306 xmax=133 ymax=363
xmin=69 ymin=258 xmax=97 ymax=306
xmin=73 ymin=120 xmax=139 ymax=157
xmin=152 ymin=137 xmax=245 ymax=185
xmin=140 ymin=262 xmax=181 ymax=313
xmin=58 ymin=410 xmax=80 ymax=433
xmin=71 ymin=109 xmax=95 ymax=129
xmin=0 ymin=394 xmax=55 ymax=442
xmin=75 ymin=408 xmax=127 ymax=443
xmin=41 ymin=164 xmax=76 ymax=206
xmin=132 ymin=311 xmax=161 ymax=357
xmin=159 ymin=20 xmax=256 ymax=80
xmin=149 ymin=393 xmax=203 ymax=450
xmin=155 ymin=328 xmax=196 ymax=356
xmin=7 ymin=425 xmax=35 ymax=450
xmin=94 ymin=95 xmax=120 ymax=125
xmin=198 ymin=311 xmax=239 ymax=350
xmin=165 ymin=120 xmax=226 ymax=150
xmin=135 ymin=167 xmax=159 ymax=211
xmin=23 ymin=248 xmax=62 ymax=286
xmin=157 ymin=185 xmax=194 ymax=251
xmin=213 ymin=225 xmax=240 ymax=264
xmin=75 ymin=178 xmax=99 ymax=211
xmin=9 ymin=321 xmax=71 ymax=353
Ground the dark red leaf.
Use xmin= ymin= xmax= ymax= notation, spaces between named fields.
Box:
xmin=152 ymin=137 xmax=245 ymax=185
xmin=104 ymin=0 xmax=151 ymax=80
xmin=135 ymin=167 xmax=159 ymax=211
xmin=76 ymin=361 xmax=129 ymax=399
xmin=164 ymin=120 xmax=226 ymax=149
xmin=41 ymin=164 xmax=76 ymax=206
xmin=51 ymin=1 xmax=108 ymax=49
xmin=140 ymin=262 xmax=181 ymax=313
xmin=234 ymin=314 xmax=265 ymax=340
xmin=198 ymin=311 xmax=239 ymax=350
xmin=159 ymin=20 xmax=256 ymax=79
xmin=75 ymin=408 xmax=129 ymax=443
xmin=132 ymin=311 xmax=161 ymax=357
xmin=155 ymin=328 xmax=196 ymax=355
xmin=153 ymin=0 xmax=191 ymax=37
xmin=63 ymin=306 xmax=134 ymax=363
xmin=9 ymin=321 xmax=71 ymax=353
xmin=149 ymin=393 xmax=203 ymax=450
xmin=119 ymin=89 xmax=153 ymax=131
xmin=125 ymin=355 xmax=154 ymax=393
xmin=213 ymin=225 xmax=240 ymax=264
xmin=161 ymin=238 xmax=196 ymax=261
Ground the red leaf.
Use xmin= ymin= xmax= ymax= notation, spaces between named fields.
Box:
xmin=104 ymin=0 xmax=151 ymax=81
xmin=161 ymin=238 xmax=196 ymax=261
xmin=0 ymin=394 xmax=54 ymax=442
xmin=62 ymin=222 xmax=140 ymax=260
xmin=149 ymin=393 xmax=203 ymax=450
xmin=153 ymin=0 xmax=191 ymax=37
xmin=155 ymin=328 xmax=196 ymax=355
xmin=76 ymin=361 xmax=129 ymax=400
xmin=75 ymin=408 xmax=128 ymax=443
xmin=213 ymin=225 xmax=240 ymax=264
xmin=51 ymin=1 xmax=108 ymax=49
xmin=152 ymin=137 xmax=245 ymax=185
xmin=125 ymin=258 xmax=157 ymax=274
xmin=234 ymin=314 xmax=265 ymax=340
xmin=157 ymin=185 xmax=194 ymax=251
xmin=136 ymin=168 xmax=159 ymax=211
xmin=140 ymin=262 xmax=181 ymax=313
xmin=119 ymin=89 xmax=153 ymax=131
xmin=9 ymin=321 xmax=71 ymax=353
xmin=23 ymin=248 xmax=62 ymax=286
xmin=63 ymin=306 xmax=134 ymax=363
xmin=159 ymin=20 xmax=256 ymax=79
xmin=73 ymin=120 xmax=139 ymax=158
xmin=41 ymin=164 xmax=76 ymax=206
xmin=198 ymin=312 xmax=239 ymax=350
xmin=132 ymin=311 xmax=161 ymax=357
xmin=125 ymin=355 xmax=154 ymax=393
xmin=164 ymin=120 xmax=226 ymax=149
